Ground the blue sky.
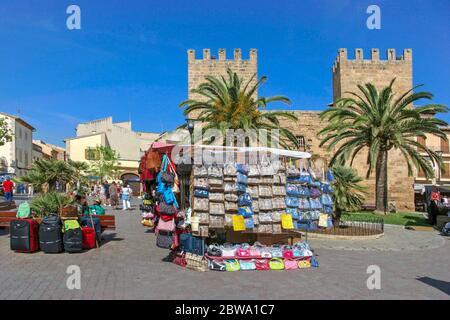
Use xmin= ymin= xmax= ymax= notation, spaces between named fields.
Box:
xmin=0 ymin=0 xmax=448 ymax=147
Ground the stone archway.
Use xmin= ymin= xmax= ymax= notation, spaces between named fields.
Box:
xmin=121 ymin=173 xmax=141 ymax=196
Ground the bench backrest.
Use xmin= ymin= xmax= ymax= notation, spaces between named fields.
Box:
xmin=0 ymin=212 xmax=116 ymax=230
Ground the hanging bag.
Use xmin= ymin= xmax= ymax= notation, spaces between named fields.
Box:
xmin=269 ymin=258 xmax=285 ymax=270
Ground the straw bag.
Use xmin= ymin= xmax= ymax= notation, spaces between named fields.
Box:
xmin=185 ymin=253 xmax=209 ymax=272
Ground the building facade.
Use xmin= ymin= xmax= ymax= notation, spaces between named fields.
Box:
xmin=65 ymin=117 xmax=159 ymax=180
xmin=33 ymin=140 xmax=66 ymax=161
xmin=0 ymin=112 xmax=35 ymax=177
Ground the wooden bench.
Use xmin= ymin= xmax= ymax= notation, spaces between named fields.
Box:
xmin=0 ymin=211 xmax=116 ymax=231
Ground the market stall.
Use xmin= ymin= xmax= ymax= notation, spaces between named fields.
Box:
xmin=140 ymin=145 xmax=334 ymax=271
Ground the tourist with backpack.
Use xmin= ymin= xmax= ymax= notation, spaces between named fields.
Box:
xmin=3 ymin=176 xmax=14 ymax=203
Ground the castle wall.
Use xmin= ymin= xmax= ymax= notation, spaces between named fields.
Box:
xmin=187 ymin=48 xmax=258 ymax=107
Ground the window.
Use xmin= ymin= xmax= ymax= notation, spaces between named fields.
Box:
xmin=296 ymin=135 xmax=306 ymax=150
xmin=25 ymin=131 xmax=28 ymax=141
xmin=85 ymin=148 xmax=100 ymax=160
xmin=440 ymin=137 xmax=449 ymax=154
xmin=19 ymin=128 xmax=22 ymax=140
xmin=24 ymin=151 xmax=29 ymax=167
xmin=441 ymin=163 xmax=450 ymax=179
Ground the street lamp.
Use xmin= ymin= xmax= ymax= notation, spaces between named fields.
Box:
xmin=186 ymin=118 xmax=195 ymax=146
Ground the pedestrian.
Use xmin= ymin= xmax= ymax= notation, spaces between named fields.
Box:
xmin=102 ymin=180 xmax=111 ymax=206
xmin=109 ymin=182 xmax=119 ymax=210
xmin=121 ymin=184 xmax=132 ymax=211
xmin=28 ymin=183 xmax=34 ymax=198
xmin=3 ymin=176 xmax=14 ymax=203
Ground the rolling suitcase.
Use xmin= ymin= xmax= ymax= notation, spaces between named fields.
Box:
xmin=63 ymin=219 xmax=83 ymax=253
xmin=39 ymin=215 xmax=63 ymax=253
xmin=82 ymin=227 xmax=96 ymax=249
xmin=79 ymin=216 xmax=102 ymax=241
xmin=10 ymin=218 xmax=39 ymax=253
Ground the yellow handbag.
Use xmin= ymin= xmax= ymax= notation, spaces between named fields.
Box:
xmin=232 ymin=215 xmax=246 ymax=231
xmin=141 ymin=219 xmax=154 ymax=227
xmin=298 ymin=260 xmax=311 ymax=269
xmin=318 ymin=214 xmax=328 ymax=228
xmin=281 ymin=213 xmax=294 ymax=230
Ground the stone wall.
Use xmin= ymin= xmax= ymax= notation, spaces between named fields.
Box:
xmin=187 ymin=48 xmax=258 ymax=110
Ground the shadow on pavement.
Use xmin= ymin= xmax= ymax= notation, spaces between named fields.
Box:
xmin=417 ymin=276 xmax=450 ymax=296
xmin=101 ymin=232 xmax=124 ymax=246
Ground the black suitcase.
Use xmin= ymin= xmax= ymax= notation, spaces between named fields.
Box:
xmin=63 ymin=228 xmax=83 ymax=253
xmin=10 ymin=218 xmax=39 ymax=252
xmin=39 ymin=215 xmax=63 ymax=253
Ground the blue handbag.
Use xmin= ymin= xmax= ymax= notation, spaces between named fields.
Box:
xmin=321 ymin=194 xmax=333 ymax=206
xmin=323 ymin=205 xmax=333 ymax=214
xmin=298 ymin=186 xmax=310 ymax=197
xmin=298 ymin=198 xmax=310 ymax=210
xmin=285 ymin=207 xmax=299 ymax=220
xmin=180 ymin=233 xmax=204 ymax=255
xmin=309 ymin=198 xmax=321 ymax=210
xmin=163 ymin=189 xmax=175 ymax=205
xmin=309 ymin=180 xmax=321 ymax=188
xmin=156 ymin=182 xmax=168 ymax=194
xmin=286 ymin=184 xmax=299 ymax=196
xmin=320 ymin=182 xmax=333 ymax=194
xmin=237 ymin=172 xmax=248 ymax=185
xmin=235 ymin=164 xmax=249 ymax=175
xmin=244 ymin=217 xmax=255 ymax=229
xmin=236 ymin=183 xmax=247 ymax=193
xmin=194 ymin=188 xmax=209 ymax=198
xmin=285 ymin=196 xmax=299 ymax=208
xmin=298 ymin=174 xmax=311 ymax=184
xmin=239 ymin=260 xmax=256 ymax=271
xmin=238 ymin=193 xmax=252 ymax=206
xmin=238 ymin=206 xmax=253 ymax=218
xmin=327 ymin=169 xmax=335 ymax=182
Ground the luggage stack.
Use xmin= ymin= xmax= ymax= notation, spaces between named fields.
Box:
xmin=10 ymin=202 xmax=102 ymax=254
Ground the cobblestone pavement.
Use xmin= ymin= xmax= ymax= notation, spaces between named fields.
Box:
xmin=1 ymin=201 xmax=449 ymax=300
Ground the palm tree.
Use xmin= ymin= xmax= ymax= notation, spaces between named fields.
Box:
xmin=179 ymin=69 xmax=299 ymax=149
xmin=320 ymin=79 xmax=448 ymax=213
xmin=20 ymin=159 xmax=89 ymax=193
xmin=331 ymin=165 xmax=366 ymax=224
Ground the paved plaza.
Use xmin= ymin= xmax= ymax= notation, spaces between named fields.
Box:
xmin=0 ymin=199 xmax=449 ymax=300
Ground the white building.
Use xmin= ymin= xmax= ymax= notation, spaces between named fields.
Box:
xmin=65 ymin=117 xmax=159 ymax=184
xmin=0 ymin=112 xmax=35 ymax=177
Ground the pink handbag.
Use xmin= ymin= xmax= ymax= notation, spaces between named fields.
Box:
xmin=249 ymin=246 xmax=261 ymax=257
xmin=236 ymin=245 xmax=251 ymax=257
xmin=157 ymin=218 xmax=175 ymax=232
xmin=284 ymin=259 xmax=298 ymax=270
xmin=282 ymin=246 xmax=294 ymax=258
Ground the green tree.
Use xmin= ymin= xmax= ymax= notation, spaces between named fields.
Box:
xmin=320 ymin=79 xmax=448 ymax=213
xmin=331 ymin=165 xmax=366 ymax=224
xmin=0 ymin=117 xmax=13 ymax=146
xmin=89 ymin=146 xmax=120 ymax=180
xmin=179 ymin=69 xmax=299 ymax=149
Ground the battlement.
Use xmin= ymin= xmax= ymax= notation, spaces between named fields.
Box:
xmin=333 ymin=48 xmax=412 ymax=72
xmin=188 ymin=48 xmax=257 ymax=62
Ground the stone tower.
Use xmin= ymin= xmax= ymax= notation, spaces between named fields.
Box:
xmin=187 ymin=48 xmax=258 ymax=105
xmin=332 ymin=48 xmax=415 ymax=210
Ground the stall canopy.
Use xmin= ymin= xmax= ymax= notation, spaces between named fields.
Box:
xmin=173 ymin=145 xmax=312 ymax=159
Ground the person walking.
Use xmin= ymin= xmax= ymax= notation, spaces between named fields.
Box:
xmin=121 ymin=184 xmax=132 ymax=211
xmin=102 ymin=180 xmax=111 ymax=206
xmin=27 ymin=183 xmax=34 ymax=198
xmin=3 ymin=176 xmax=14 ymax=203
xmin=109 ymin=182 xmax=119 ymax=210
